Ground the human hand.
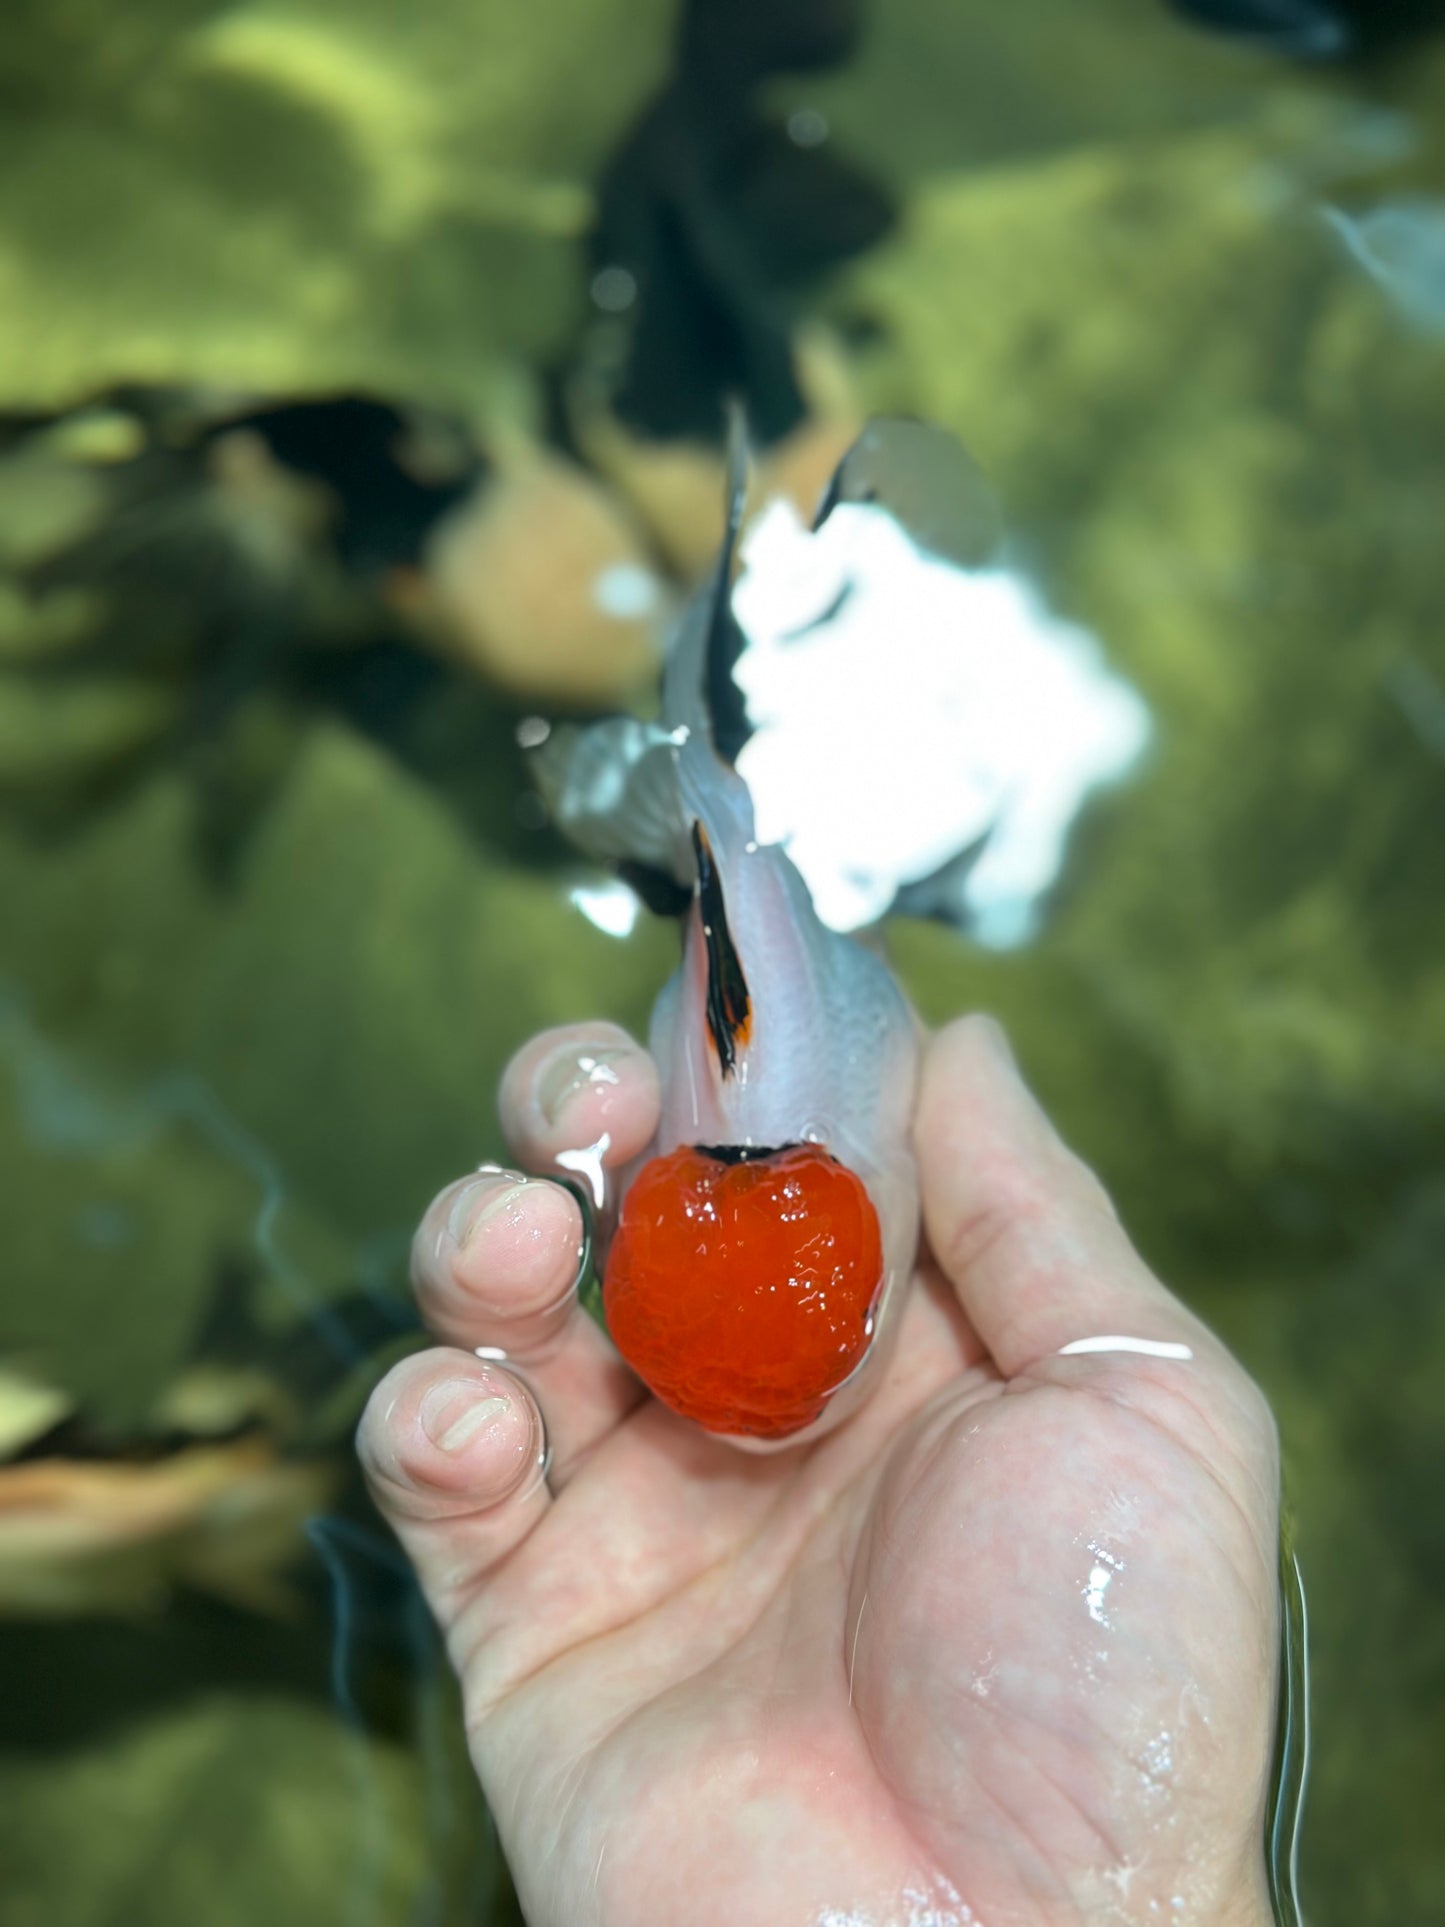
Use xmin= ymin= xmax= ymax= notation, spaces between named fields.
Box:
xmin=358 ymin=1016 xmax=1280 ymax=1926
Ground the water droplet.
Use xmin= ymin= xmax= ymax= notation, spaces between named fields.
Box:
xmin=590 ymin=264 xmax=637 ymax=312
xmin=787 ymin=107 xmax=829 ymax=148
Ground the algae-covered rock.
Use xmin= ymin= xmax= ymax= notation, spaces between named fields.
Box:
xmin=0 ymin=1684 xmax=512 ymax=1927
xmin=0 ymin=1369 xmax=75 ymax=1459
xmin=0 ymin=990 xmax=353 ymax=1431
xmin=0 ymin=443 xmax=111 ymax=577
xmin=0 ymin=714 xmax=673 ymax=1428
xmin=0 ymin=1439 xmax=334 ymax=1616
xmin=1218 ymin=1184 xmax=1445 ymax=1925
xmin=766 ymin=0 xmax=1272 ymax=190
xmin=0 ymin=0 xmax=677 ymax=417
xmin=843 ymin=106 xmax=1388 ymax=505
xmin=0 ymin=675 xmax=182 ymax=795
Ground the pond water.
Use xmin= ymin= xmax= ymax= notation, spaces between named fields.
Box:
xmin=1 ymin=2 xmax=1442 ymax=1922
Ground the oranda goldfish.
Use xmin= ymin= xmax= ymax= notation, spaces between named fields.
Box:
xmin=536 ymin=425 xmax=942 ymax=1448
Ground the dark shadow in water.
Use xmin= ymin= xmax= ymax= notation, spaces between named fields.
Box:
xmin=1166 ymin=0 xmax=1445 ymax=58
xmin=580 ymin=0 xmax=895 ymax=445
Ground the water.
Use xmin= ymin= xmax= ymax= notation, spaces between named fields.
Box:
xmin=1 ymin=1 xmax=1442 ymax=1921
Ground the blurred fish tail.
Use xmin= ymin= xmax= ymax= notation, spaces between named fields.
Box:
xmin=532 ymin=408 xmax=756 ymax=891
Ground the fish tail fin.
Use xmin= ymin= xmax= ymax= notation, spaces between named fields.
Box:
xmin=661 ymin=401 xmax=750 ymax=744
xmin=533 ymin=406 xmax=756 ymax=890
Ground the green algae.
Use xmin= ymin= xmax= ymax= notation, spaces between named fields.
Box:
xmin=0 ymin=719 xmax=672 ymax=1417
xmin=0 ymin=1678 xmax=514 ymax=1927
xmin=0 ymin=713 xmax=670 ymax=1919
xmin=0 ymin=0 xmax=676 ymax=420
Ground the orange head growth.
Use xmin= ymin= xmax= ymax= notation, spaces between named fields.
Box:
xmin=603 ymin=1142 xmax=884 ymax=1440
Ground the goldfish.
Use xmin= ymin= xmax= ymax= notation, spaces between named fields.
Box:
xmin=539 ymin=422 xmax=1024 ymax=1449
xmin=535 ymin=424 xmax=947 ymax=1448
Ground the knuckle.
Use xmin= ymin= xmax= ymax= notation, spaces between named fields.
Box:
xmin=935 ymin=1152 xmax=1052 ymax=1280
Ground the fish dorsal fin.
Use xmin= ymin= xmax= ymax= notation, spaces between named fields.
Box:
xmin=662 ymin=404 xmax=752 ymax=746
xmin=888 ymin=823 xmax=995 ymax=928
xmin=814 ymin=416 xmax=1002 ymax=570
xmin=713 ymin=400 xmax=750 ymax=622
xmin=528 ymin=413 xmax=757 ymax=895
xmin=702 ymin=406 xmax=754 ymax=763
xmin=691 ymin=820 xmax=751 ymax=1077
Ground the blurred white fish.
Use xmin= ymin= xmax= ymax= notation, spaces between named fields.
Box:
xmin=732 ymin=494 xmax=1150 ymax=944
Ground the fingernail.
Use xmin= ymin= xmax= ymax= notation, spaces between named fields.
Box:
xmin=537 ymin=1044 xmax=630 ymax=1127
xmin=445 ymin=1176 xmax=530 ymax=1250
xmin=420 ymin=1379 xmax=513 ymax=1453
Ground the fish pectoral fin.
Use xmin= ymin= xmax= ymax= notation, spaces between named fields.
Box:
xmin=815 ymin=416 xmax=1003 ymax=571
xmin=531 ymin=718 xmax=692 ymax=883
xmin=889 ymin=821 xmax=996 ymax=928
xmin=691 ymin=821 xmax=751 ymax=1077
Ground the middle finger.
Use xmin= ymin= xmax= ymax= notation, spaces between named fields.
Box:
xmin=412 ymin=1168 xmax=641 ymax=1479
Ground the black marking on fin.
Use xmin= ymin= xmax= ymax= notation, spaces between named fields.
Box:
xmin=691 ymin=820 xmax=751 ymax=1077
xmin=706 ymin=607 xmax=752 ymax=764
xmin=703 ymin=402 xmax=754 ymax=765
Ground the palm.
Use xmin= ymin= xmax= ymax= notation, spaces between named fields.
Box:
xmin=360 ymin=1019 xmax=1279 ymax=1927
xmin=450 ymin=1272 xmax=1273 ymax=1927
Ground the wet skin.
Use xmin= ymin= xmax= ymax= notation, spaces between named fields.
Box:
xmin=357 ymin=1016 xmax=1280 ymax=1927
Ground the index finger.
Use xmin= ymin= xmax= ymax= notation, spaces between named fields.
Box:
xmin=914 ymin=1016 xmax=1204 ymax=1379
xmin=498 ymin=1020 xmax=659 ymax=1202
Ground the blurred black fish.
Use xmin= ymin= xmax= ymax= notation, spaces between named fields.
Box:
xmin=1166 ymin=0 xmax=1445 ymax=57
xmin=580 ymin=0 xmax=895 ymax=447
xmin=214 ymin=395 xmax=481 ymax=578
xmin=1167 ymin=0 xmax=1350 ymax=55
xmin=9 ymin=395 xmax=529 ymax=878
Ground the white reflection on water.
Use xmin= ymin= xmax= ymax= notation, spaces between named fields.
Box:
xmin=731 ymin=500 xmax=1150 ymax=946
xmin=568 ymin=878 xmax=642 ymax=939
